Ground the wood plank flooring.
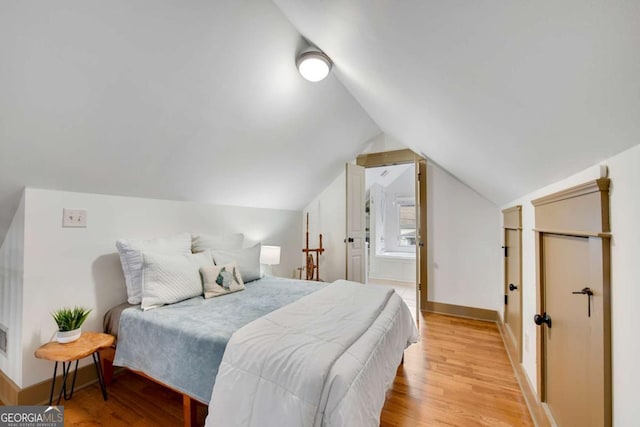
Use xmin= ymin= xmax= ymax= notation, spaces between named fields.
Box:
xmin=380 ymin=313 xmax=532 ymax=426
xmin=11 ymin=312 xmax=532 ymax=426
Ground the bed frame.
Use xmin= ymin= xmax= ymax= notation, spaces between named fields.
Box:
xmin=100 ymin=344 xmax=405 ymax=427
xmin=100 ymin=345 xmax=203 ymax=427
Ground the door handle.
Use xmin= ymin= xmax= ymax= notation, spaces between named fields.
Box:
xmin=347 ymin=237 xmax=354 ymax=243
xmin=509 ymin=283 xmax=518 ymax=291
xmin=534 ymin=312 xmax=552 ymax=328
xmin=572 ymin=287 xmax=594 ymax=317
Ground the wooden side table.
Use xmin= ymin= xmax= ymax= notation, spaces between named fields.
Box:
xmin=35 ymin=331 xmax=115 ymax=405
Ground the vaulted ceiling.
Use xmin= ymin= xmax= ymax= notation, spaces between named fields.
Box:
xmin=1 ymin=0 xmax=639 ymax=241
xmin=274 ymin=0 xmax=640 ymax=203
xmin=0 ymin=0 xmax=379 ymax=239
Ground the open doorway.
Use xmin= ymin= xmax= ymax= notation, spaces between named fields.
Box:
xmin=347 ymin=149 xmax=426 ymax=323
xmin=365 ymin=164 xmax=417 ymax=316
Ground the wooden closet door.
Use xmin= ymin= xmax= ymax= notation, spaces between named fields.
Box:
xmin=542 ymin=234 xmax=606 ymax=427
xmin=504 ymin=228 xmax=521 ymax=357
xmin=533 ymin=178 xmax=611 ymax=427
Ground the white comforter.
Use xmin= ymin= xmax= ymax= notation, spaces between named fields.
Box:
xmin=205 ymin=280 xmax=419 ymax=427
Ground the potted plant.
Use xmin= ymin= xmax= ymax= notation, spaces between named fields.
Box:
xmin=51 ymin=306 xmax=92 ymax=344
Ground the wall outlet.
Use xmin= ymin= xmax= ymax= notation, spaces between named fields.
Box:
xmin=62 ymin=208 xmax=87 ymax=228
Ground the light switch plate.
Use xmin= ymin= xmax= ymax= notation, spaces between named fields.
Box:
xmin=63 ymin=208 xmax=87 ymax=228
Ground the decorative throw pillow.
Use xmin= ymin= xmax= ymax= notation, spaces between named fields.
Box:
xmin=191 ymin=233 xmax=244 ymax=253
xmin=211 ymin=243 xmax=261 ymax=283
xmin=201 ymin=263 xmax=245 ymax=298
xmin=116 ymin=232 xmax=192 ymax=304
xmin=140 ymin=251 xmax=214 ymax=311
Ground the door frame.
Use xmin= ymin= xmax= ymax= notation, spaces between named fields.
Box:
xmin=356 ymin=149 xmax=428 ymax=314
xmin=532 ymin=178 xmax=611 ymax=426
xmin=502 ymin=205 xmax=522 ymax=362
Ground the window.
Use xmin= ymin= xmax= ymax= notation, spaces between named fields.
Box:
xmin=398 ymin=201 xmax=416 ymax=247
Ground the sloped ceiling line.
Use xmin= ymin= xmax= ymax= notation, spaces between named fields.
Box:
xmin=273 ymin=0 xmax=640 ymax=206
xmin=0 ymin=0 xmax=381 ymax=241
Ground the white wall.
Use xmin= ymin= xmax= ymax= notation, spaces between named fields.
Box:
xmin=18 ymin=188 xmax=302 ymax=388
xmin=427 ymin=163 xmax=502 ymax=312
xmin=360 ymin=133 xmax=407 ymax=154
xmin=304 ymin=171 xmax=346 ymax=283
xmin=502 ymin=143 xmax=640 ymax=425
xmin=0 ymin=193 xmax=25 ymax=387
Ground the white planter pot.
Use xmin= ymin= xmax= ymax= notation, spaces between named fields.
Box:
xmin=56 ymin=328 xmax=81 ymax=344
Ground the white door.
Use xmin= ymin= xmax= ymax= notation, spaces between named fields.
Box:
xmin=346 ymin=163 xmax=366 ymax=283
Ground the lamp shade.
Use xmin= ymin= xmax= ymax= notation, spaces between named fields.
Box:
xmin=260 ymin=245 xmax=281 ymax=265
xmin=296 ymin=51 xmax=332 ymax=82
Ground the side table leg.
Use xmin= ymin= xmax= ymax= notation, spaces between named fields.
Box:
xmin=56 ymin=362 xmax=69 ymax=405
xmin=48 ymin=362 xmax=59 ymax=406
xmin=68 ymin=360 xmax=79 ymax=400
xmin=56 ymin=360 xmax=78 ymax=405
xmin=92 ymin=352 xmax=108 ymax=400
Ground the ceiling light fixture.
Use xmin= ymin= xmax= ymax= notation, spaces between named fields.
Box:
xmin=296 ymin=50 xmax=332 ymax=82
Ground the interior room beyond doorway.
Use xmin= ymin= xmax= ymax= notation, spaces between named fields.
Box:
xmin=365 ymin=163 xmax=416 ymax=312
xmin=365 ymin=163 xmax=416 ymax=282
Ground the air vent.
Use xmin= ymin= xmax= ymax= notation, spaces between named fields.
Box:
xmin=0 ymin=324 xmax=7 ymax=355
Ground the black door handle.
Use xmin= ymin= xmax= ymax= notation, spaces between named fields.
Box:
xmin=347 ymin=237 xmax=354 ymax=243
xmin=572 ymin=287 xmax=594 ymax=317
xmin=509 ymin=283 xmax=518 ymax=291
xmin=534 ymin=313 xmax=552 ymax=328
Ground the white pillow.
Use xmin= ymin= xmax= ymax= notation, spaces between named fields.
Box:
xmin=141 ymin=251 xmax=214 ymax=311
xmin=210 ymin=243 xmax=261 ymax=283
xmin=201 ymin=263 xmax=245 ymax=298
xmin=116 ymin=232 xmax=192 ymax=304
xmin=192 ymin=233 xmax=244 ymax=253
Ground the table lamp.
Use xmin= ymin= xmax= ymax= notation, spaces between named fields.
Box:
xmin=260 ymin=245 xmax=281 ymax=276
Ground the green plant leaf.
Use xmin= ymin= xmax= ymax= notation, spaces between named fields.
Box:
xmin=51 ymin=306 xmax=92 ymax=332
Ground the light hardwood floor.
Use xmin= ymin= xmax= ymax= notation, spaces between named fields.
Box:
xmin=4 ymin=312 xmax=532 ymax=426
xmin=380 ymin=313 xmax=532 ymax=426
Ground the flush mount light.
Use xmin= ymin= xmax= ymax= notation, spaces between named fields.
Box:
xmin=296 ymin=50 xmax=332 ymax=82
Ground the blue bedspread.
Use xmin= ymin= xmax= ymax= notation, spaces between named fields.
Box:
xmin=113 ymin=277 xmax=325 ymax=403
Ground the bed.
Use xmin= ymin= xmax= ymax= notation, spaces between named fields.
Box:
xmin=102 ymin=276 xmax=418 ymax=427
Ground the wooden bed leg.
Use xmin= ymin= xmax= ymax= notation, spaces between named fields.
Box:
xmin=100 ymin=347 xmax=115 ymax=386
xmin=183 ymin=394 xmax=198 ymax=427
